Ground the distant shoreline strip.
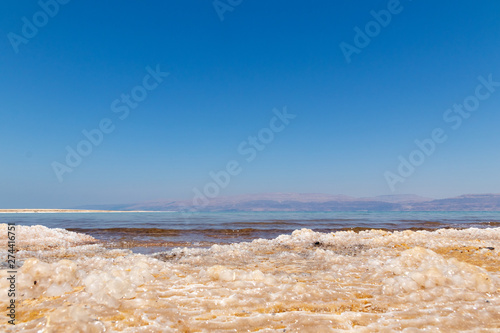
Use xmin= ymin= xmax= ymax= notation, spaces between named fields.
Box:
xmin=0 ymin=210 xmax=174 ymax=214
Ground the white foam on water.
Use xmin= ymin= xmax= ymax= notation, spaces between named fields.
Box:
xmin=0 ymin=225 xmax=499 ymax=332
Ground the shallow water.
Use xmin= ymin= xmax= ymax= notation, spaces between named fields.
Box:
xmin=0 ymin=217 xmax=499 ymax=332
xmin=4 ymin=211 xmax=500 ymax=253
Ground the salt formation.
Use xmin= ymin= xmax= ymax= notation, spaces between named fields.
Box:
xmin=0 ymin=224 xmax=499 ymax=332
xmin=382 ymin=247 xmax=495 ymax=295
xmin=0 ymin=224 xmax=95 ymax=252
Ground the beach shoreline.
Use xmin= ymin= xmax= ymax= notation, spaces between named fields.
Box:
xmin=1 ymin=223 xmax=499 ymax=331
xmin=0 ymin=209 xmax=171 ymax=213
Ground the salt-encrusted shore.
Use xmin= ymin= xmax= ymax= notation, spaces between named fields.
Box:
xmin=0 ymin=224 xmax=499 ymax=331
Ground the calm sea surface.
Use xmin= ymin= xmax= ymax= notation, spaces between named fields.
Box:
xmin=3 ymin=211 xmax=500 ymax=253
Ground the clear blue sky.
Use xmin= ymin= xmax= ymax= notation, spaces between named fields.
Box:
xmin=1 ymin=0 xmax=499 ymax=208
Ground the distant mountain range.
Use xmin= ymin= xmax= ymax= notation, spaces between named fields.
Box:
xmin=75 ymin=193 xmax=500 ymax=212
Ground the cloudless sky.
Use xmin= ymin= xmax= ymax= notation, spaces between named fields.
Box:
xmin=1 ymin=0 xmax=499 ymax=208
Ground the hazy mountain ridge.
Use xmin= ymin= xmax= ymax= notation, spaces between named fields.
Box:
xmin=75 ymin=193 xmax=500 ymax=212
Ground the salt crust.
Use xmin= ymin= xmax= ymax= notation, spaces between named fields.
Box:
xmin=0 ymin=225 xmax=499 ymax=332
